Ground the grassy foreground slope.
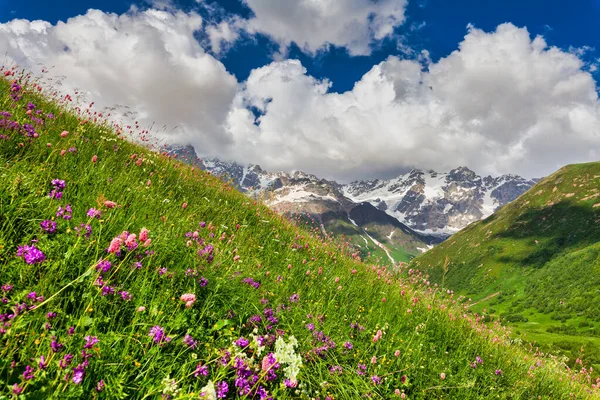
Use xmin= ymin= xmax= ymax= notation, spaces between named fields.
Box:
xmin=412 ymin=162 xmax=600 ymax=369
xmin=0 ymin=71 xmax=597 ymax=399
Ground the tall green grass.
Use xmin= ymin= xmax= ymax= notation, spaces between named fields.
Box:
xmin=0 ymin=69 xmax=597 ymax=399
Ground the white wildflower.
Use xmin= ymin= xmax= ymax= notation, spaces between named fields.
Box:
xmin=274 ymin=336 xmax=302 ymax=383
xmin=200 ymin=381 xmax=217 ymax=400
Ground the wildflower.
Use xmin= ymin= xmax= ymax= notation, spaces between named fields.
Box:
xmin=329 ymin=365 xmax=343 ymax=375
xmin=216 ymin=381 xmax=228 ymax=398
xmin=119 ymin=291 xmax=132 ymax=301
xmin=40 ymin=220 xmax=57 ymax=234
xmin=235 ymin=337 xmax=250 ymax=347
xmin=180 ymin=293 xmax=196 ymax=308
xmin=182 ymin=202 xmax=188 ymax=209
xmin=101 ymin=285 xmax=115 ymax=296
xmin=59 ymin=354 xmax=73 ymax=369
xmin=17 ymin=244 xmax=46 ymax=264
xmin=1 ymin=284 xmax=13 ymax=292
xmin=23 ymin=365 xmax=35 ymax=380
xmin=194 ymin=364 xmax=209 ymax=377
xmin=96 ymin=380 xmax=105 ymax=392
xmin=306 ymin=323 xmax=315 ymax=332
xmin=12 ymin=383 xmax=23 ymax=395
xmin=394 ymin=350 xmax=401 ymax=357
xmin=495 ymin=369 xmax=503 ymax=376
xmin=371 ymin=356 xmax=377 ymax=364
xmin=373 ymin=329 xmax=383 ymax=343
xmin=104 ymin=200 xmax=117 ymax=209
xmin=125 ymin=233 xmax=138 ymax=250
xmin=60 ymin=131 xmax=69 ymax=138
xmin=84 ymin=336 xmax=99 ymax=349
xmin=51 ymin=339 xmax=64 ymax=353
xmin=440 ymin=372 xmax=446 ymax=380
xmin=149 ymin=326 xmax=171 ymax=345
xmin=72 ymin=364 xmax=85 ymax=384
xmin=200 ymin=381 xmax=217 ymax=399
xmin=181 ymin=334 xmax=198 ymax=351
xmin=343 ymin=341 xmax=353 ymax=350
xmin=289 ymin=293 xmax=300 ymax=303
xmin=107 ymin=237 xmax=122 ymax=254
xmin=39 ymin=355 xmax=48 ymax=370
xmin=137 ymin=306 xmax=146 ymax=312
xmin=96 ymin=259 xmax=111 ymax=273
xmin=87 ymin=208 xmax=102 ymax=219
xmin=91 ymin=155 xmax=98 ymax=163
xmin=198 ymin=276 xmax=208 ymax=287
xmin=56 ymin=204 xmax=72 ymax=220
xmin=139 ymin=227 xmax=149 ymax=242
xmin=371 ymin=375 xmax=382 ymax=385
xmin=46 ymin=312 xmax=57 ymax=319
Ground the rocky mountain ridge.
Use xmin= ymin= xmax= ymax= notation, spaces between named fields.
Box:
xmin=173 ymin=145 xmax=537 ymax=239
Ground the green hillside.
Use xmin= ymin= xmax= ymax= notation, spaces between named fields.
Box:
xmin=0 ymin=72 xmax=598 ymax=399
xmin=412 ymin=162 xmax=600 ymax=370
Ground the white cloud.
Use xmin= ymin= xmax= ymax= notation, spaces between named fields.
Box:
xmin=1 ymin=12 xmax=599 ymax=182
xmin=224 ymin=23 xmax=600 ymax=180
xmin=239 ymin=0 xmax=408 ymax=56
xmin=0 ymin=8 xmax=238 ymax=152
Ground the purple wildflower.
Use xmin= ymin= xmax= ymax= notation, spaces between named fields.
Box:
xmin=119 ymin=291 xmax=132 ymax=301
xmin=17 ymin=244 xmax=46 ymax=264
xmin=56 ymin=204 xmax=72 ymax=220
xmin=84 ymin=336 xmax=99 ymax=349
xmin=59 ymin=354 xmax=74 ymax=369
xmin=96 ymin=380 xmax=105 ymax=392
xmin=1 ymin=284 xmax=13 ymax=292
xmin=23 ymin=365 xmax=35 ymax=380
xmin=72 ymin=364 xmax=85 ymax=384
xmin=343 ymin=341 xmax=353 ymax=350
xmin=357 ymin=363 xmax=367 ymax=376
xmin=46 ymin=312 xmax=56 ymax=319
xmin=51 ymin=339 xmax=64 ymax=353
xmin=101 ymin=285 xmax=115 ymax=296
xmin=183 ymin=334 xmax=198 ymax=349
xmin=86 ymin=208 xmax=102 ymax=219
xmin=96 ymin=259 xmax=111 ymax=273
xmin=194 ymin=364 xmax=209 ymax=378
xmin=198 ymin=276 xmax=208 ymax=287
xmin=149 ymin=325 xmax=171 ymax=345
xmin=12 ymin=384 xmax=23 ymax=395
xmin=289 ymin=293 xmax=300 ymax=303
xmin=216 ymin=381 xmax=229 ymax=398
xmin=495 ymin=369 xmax=503 ymax=376
xmin=40 ymin=220 xmax=57 ymax=234
xmin=39 ymin=356 xmax=48 ymax=370
xmin=371 ymin=375 xmax=382 ymax=385
xmin=235 ymin=337 xmax=249 ymax=347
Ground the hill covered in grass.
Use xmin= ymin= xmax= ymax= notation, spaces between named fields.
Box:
xmin=0 ymin=69 xmax=598 ymax=398
xmin=411 ymin=161 xmax=600 ymax=370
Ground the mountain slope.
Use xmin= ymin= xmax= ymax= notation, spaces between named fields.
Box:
xmin=172 ymin=146 xmax=535 ymax=264
xmin=0 ymin=73 xmax=597 ymax=398
xmin=411 ymin=162 xmax=600 ymax=368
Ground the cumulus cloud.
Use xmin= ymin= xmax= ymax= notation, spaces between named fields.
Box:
xmin=1 ymin=12 xmax=599 ymax=182
xmin=0 ymin=8 xmax=238 ymax=152
xmin=224 ymin=23 xmax=600 ymax=181
xmin=238 ymin=0 xmax=408 ymax=56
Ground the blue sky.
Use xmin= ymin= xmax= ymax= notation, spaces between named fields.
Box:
xmin=1 ymin=0 xmax=600 ymax=180
xmin=2 ymin=0 xmax=599 ymax=92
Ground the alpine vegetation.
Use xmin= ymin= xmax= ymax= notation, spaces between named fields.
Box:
xmin=0 ymin=67 xmax=598 ymax=399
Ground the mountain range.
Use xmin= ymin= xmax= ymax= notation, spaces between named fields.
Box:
xmin=172 ymin=146 xmax=537 ymax=263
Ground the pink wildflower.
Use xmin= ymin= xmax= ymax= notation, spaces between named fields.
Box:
xmin=91 ymin=155 xmax=98 ymax=163
xmin=180 ymin=293 xmax=196 ymax=308
xmin=107 ymin=237 xmax=121 ymax=254
xmin=104 ymin=200 xmax=117 ymax=209
xmin=139 ymin=227 xmax=149 ymax=242
xmin=60 ymin=131 xmax=69 ymax=138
